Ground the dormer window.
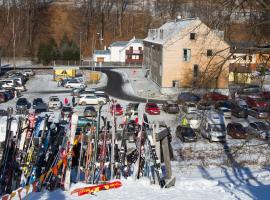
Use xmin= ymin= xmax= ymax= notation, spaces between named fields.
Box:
xmin=190 ymin=33 xmax=196 ymax=40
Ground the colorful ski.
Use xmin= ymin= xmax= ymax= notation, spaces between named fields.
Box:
xmin=71 ymin=180 xmax=122 ymax=196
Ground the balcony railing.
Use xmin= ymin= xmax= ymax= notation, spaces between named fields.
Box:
xmin=126 ymin=50 xmax=143 ymax=55
xmin=125 ymin=58 xmax=143 ymax=64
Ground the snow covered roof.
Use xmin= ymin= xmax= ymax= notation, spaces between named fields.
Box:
xmin=94 ymin=50 xmax=111 ymax=55
xmin=110 ymin=41 xmax=129 ymax=47
xmin=144 ymin=18 xmax=200 ymax=45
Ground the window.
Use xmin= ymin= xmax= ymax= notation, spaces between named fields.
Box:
xmin=190 ymin=33 xmax=196 ymax=40
xmin=193 ymin=65 xmax=199 ymax=78
xmin=139 ymin=47 xmax=142 ymax=51
xmin=243 ymin=55 xmax=247 ymax=60
xmin=172 ymin=80 xmax=179 ymax=88
xmin=232 ymin=55 xmax=237 ymax=59
xmin=207 ymin=49 xmax=213 ymax=57
xmin=249 ymin=55 xmax=252 ymax=62
xmin=183 ymin=49 xmax=191 ymax=61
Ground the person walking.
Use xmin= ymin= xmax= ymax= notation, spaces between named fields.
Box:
xmin=72 ymin=96 xmax=76 ymax=107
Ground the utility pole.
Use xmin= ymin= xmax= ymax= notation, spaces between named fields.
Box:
xmin=13 ymin=15 xmax=16 ymax=70
xmin=80 ymin=31 xmax=82 ymax=67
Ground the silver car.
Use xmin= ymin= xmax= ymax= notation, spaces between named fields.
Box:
xmin=246 ymin=121 xmax=270 ymax=140
xmin=247 ymin=108 xmax=268 ymax=119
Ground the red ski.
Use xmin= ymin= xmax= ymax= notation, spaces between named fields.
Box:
xmin=71 ymin=181 xmax=122 ymax=196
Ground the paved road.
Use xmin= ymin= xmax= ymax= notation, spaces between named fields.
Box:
xmin=103 ymin=70 xmax=165 ymax=103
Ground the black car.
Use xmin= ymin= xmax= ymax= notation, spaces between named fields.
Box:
xmin=177 ymin=92 xmax=201 ymax=104
xmin=33 ymin=98 xmax=45 ymax=109
xmin=231 ymin=101 xmax=248 ymax=118
xmin=16 ymin=98 xmax=31 ymax=110
xmin=162 ymin=101 xmax=179 ymax=114
xmin=0 ymin=109 xmax=8 ymax=116
xmin=83 ymin=106 xmax=97 ymax=118
xmin=34 ymin=107 xmax=48 ymax=115
xmin=176 ymin=125 xmax=197 ymax=142
xmin=4 ymin=90 xmax=14 ymax=100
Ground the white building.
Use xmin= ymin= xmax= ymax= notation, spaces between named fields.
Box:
xmin=93 ymin=37 xmax=143 ymax=64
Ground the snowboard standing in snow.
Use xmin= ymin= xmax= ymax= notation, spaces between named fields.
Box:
xmin=64 ymin=113 xmax=78 ymax=190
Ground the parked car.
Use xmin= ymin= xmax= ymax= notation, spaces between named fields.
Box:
xmin=197 ymin=101 xmax=212 ymax=110
xmin=247 ymin=108 xmax=268 ymax=119
xmin=48 ymin=96 xmax=62 ymax=109
xmin=177 ymin=92 xmax=200 ymax=104
xmin=246 ymin=96 xmax=268 ymax=108
xmin=162 ymin=101 xmax=179 ymax=114
xmin=214 ymin=101 xmax=232 ymax=119
xmin=186 ymin=111 xmax=201 ymax=130
xmin=83 ymin=106 xmax=97 ymax=118
xmin=238 ymin=85 xmax=261 ymax=99
xmin=0 ymin=109 xmax=8 ymax=116
xmin=71 ymin=88 xmax=85 ymax=97
xmin=126 ymin=103 xmax=139 ymax=116
xmin=0 ymin=91 xmax=7 ymax=103
xmin=22 ymin=69 xmax=35 ymax=76
xmin=246 ymin=121 xmax=270 ymax=140
xmin=145 ymin=103 xmax=160 ymax=115
xmin=61 ymin=106 xmax=73 ymax=120
xmin=3 ymin=90 xmax=14 ymax=100
xmin=13 ymin=83 xmax=26 ymax=92
xmin=65 ymin=79 xmax=86 ymax=88
xmin=111 ymin=104 xmax=124 ymax=115
xmin=227 ymin=123 xmax=248 ymax=139
xmin=203 ymin=92 xmax=228 ymax=102
xmin=176 ymin=125 xmax=197 ymax=142
xmin=200 ymin=110 xmax=226 ymax=142
xmin=34 ymin=106 xmax=48 ymax=115
xmin=33 ymin=98 xmax=45 ymax=109
xmin=16 ymin=98 xmax=31 ymax=110
xmin=182 ymin=102 xmax=197 ymax=113
xmin=78 ymin=95 xmax=105 ymax=105
xmin=231 ymin=101 xmax=248 ymax=118
xmin=95 ymin=91 xmax=110 ymax=103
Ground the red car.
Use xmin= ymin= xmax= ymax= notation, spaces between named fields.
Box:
xmin=145 ymin=103 xmax=160 ymax=115
xmin=111 ymin=103 xmax=123 ymax=115
xmin=203 ymin=92 xmax=228 ymax=102
xmin=260 ymin=91 xmax=270 ymax=99
xmin=246 ymin=96 xmax=268 ymax=108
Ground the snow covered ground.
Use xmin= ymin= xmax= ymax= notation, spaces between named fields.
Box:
xmin=24 ymin=165 xmax=270 ymax=200
xmin=1 ymin=71 xmax=270 ymax=199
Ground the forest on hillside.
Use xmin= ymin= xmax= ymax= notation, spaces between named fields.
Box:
xmin=0 ymin=0 xmax=269 ymax=59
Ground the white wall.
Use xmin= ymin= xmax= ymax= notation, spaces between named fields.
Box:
xmin=110 ymin=46 xmax=122 ymax=62
xmin=93 ymin=54 xmax=111 ymax=62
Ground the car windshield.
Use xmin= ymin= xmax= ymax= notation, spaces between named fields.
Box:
xmin=50 ymin=97 xmax=59 ymax=101
xmin=243 ymin=87 xmax=261 ymax=94
xmin=182 ymin=127 xmax=195 ymax=136
xmin=186 ymin=113 xmax=200 ymax=120
xmin=168 ymin=104 xmax=178 ymax=107
xmin=147 ymin=104 xmax=158 ymax=108
xmin=17 ymin=99 xmax=27 ymax=104
xmin=217 ymin=102 xmax=231 ymax=108
xmin=255 ymin=122 xmax=268 ymax=130
xmin=85 ymin=107 xmax=95 ymax=111
xmin=34 ymin=98 xmax=43 ymax=103
xmin=210 ymin=124 xmax=225 ymax=131
xmin=62 ymin=107 xmax=72 ymax=112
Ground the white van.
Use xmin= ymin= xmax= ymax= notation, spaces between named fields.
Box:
xmin=200 ymin=110 xmax=226 ymax=142
xmin=0 ymin=79 xmax=16 ymax=89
